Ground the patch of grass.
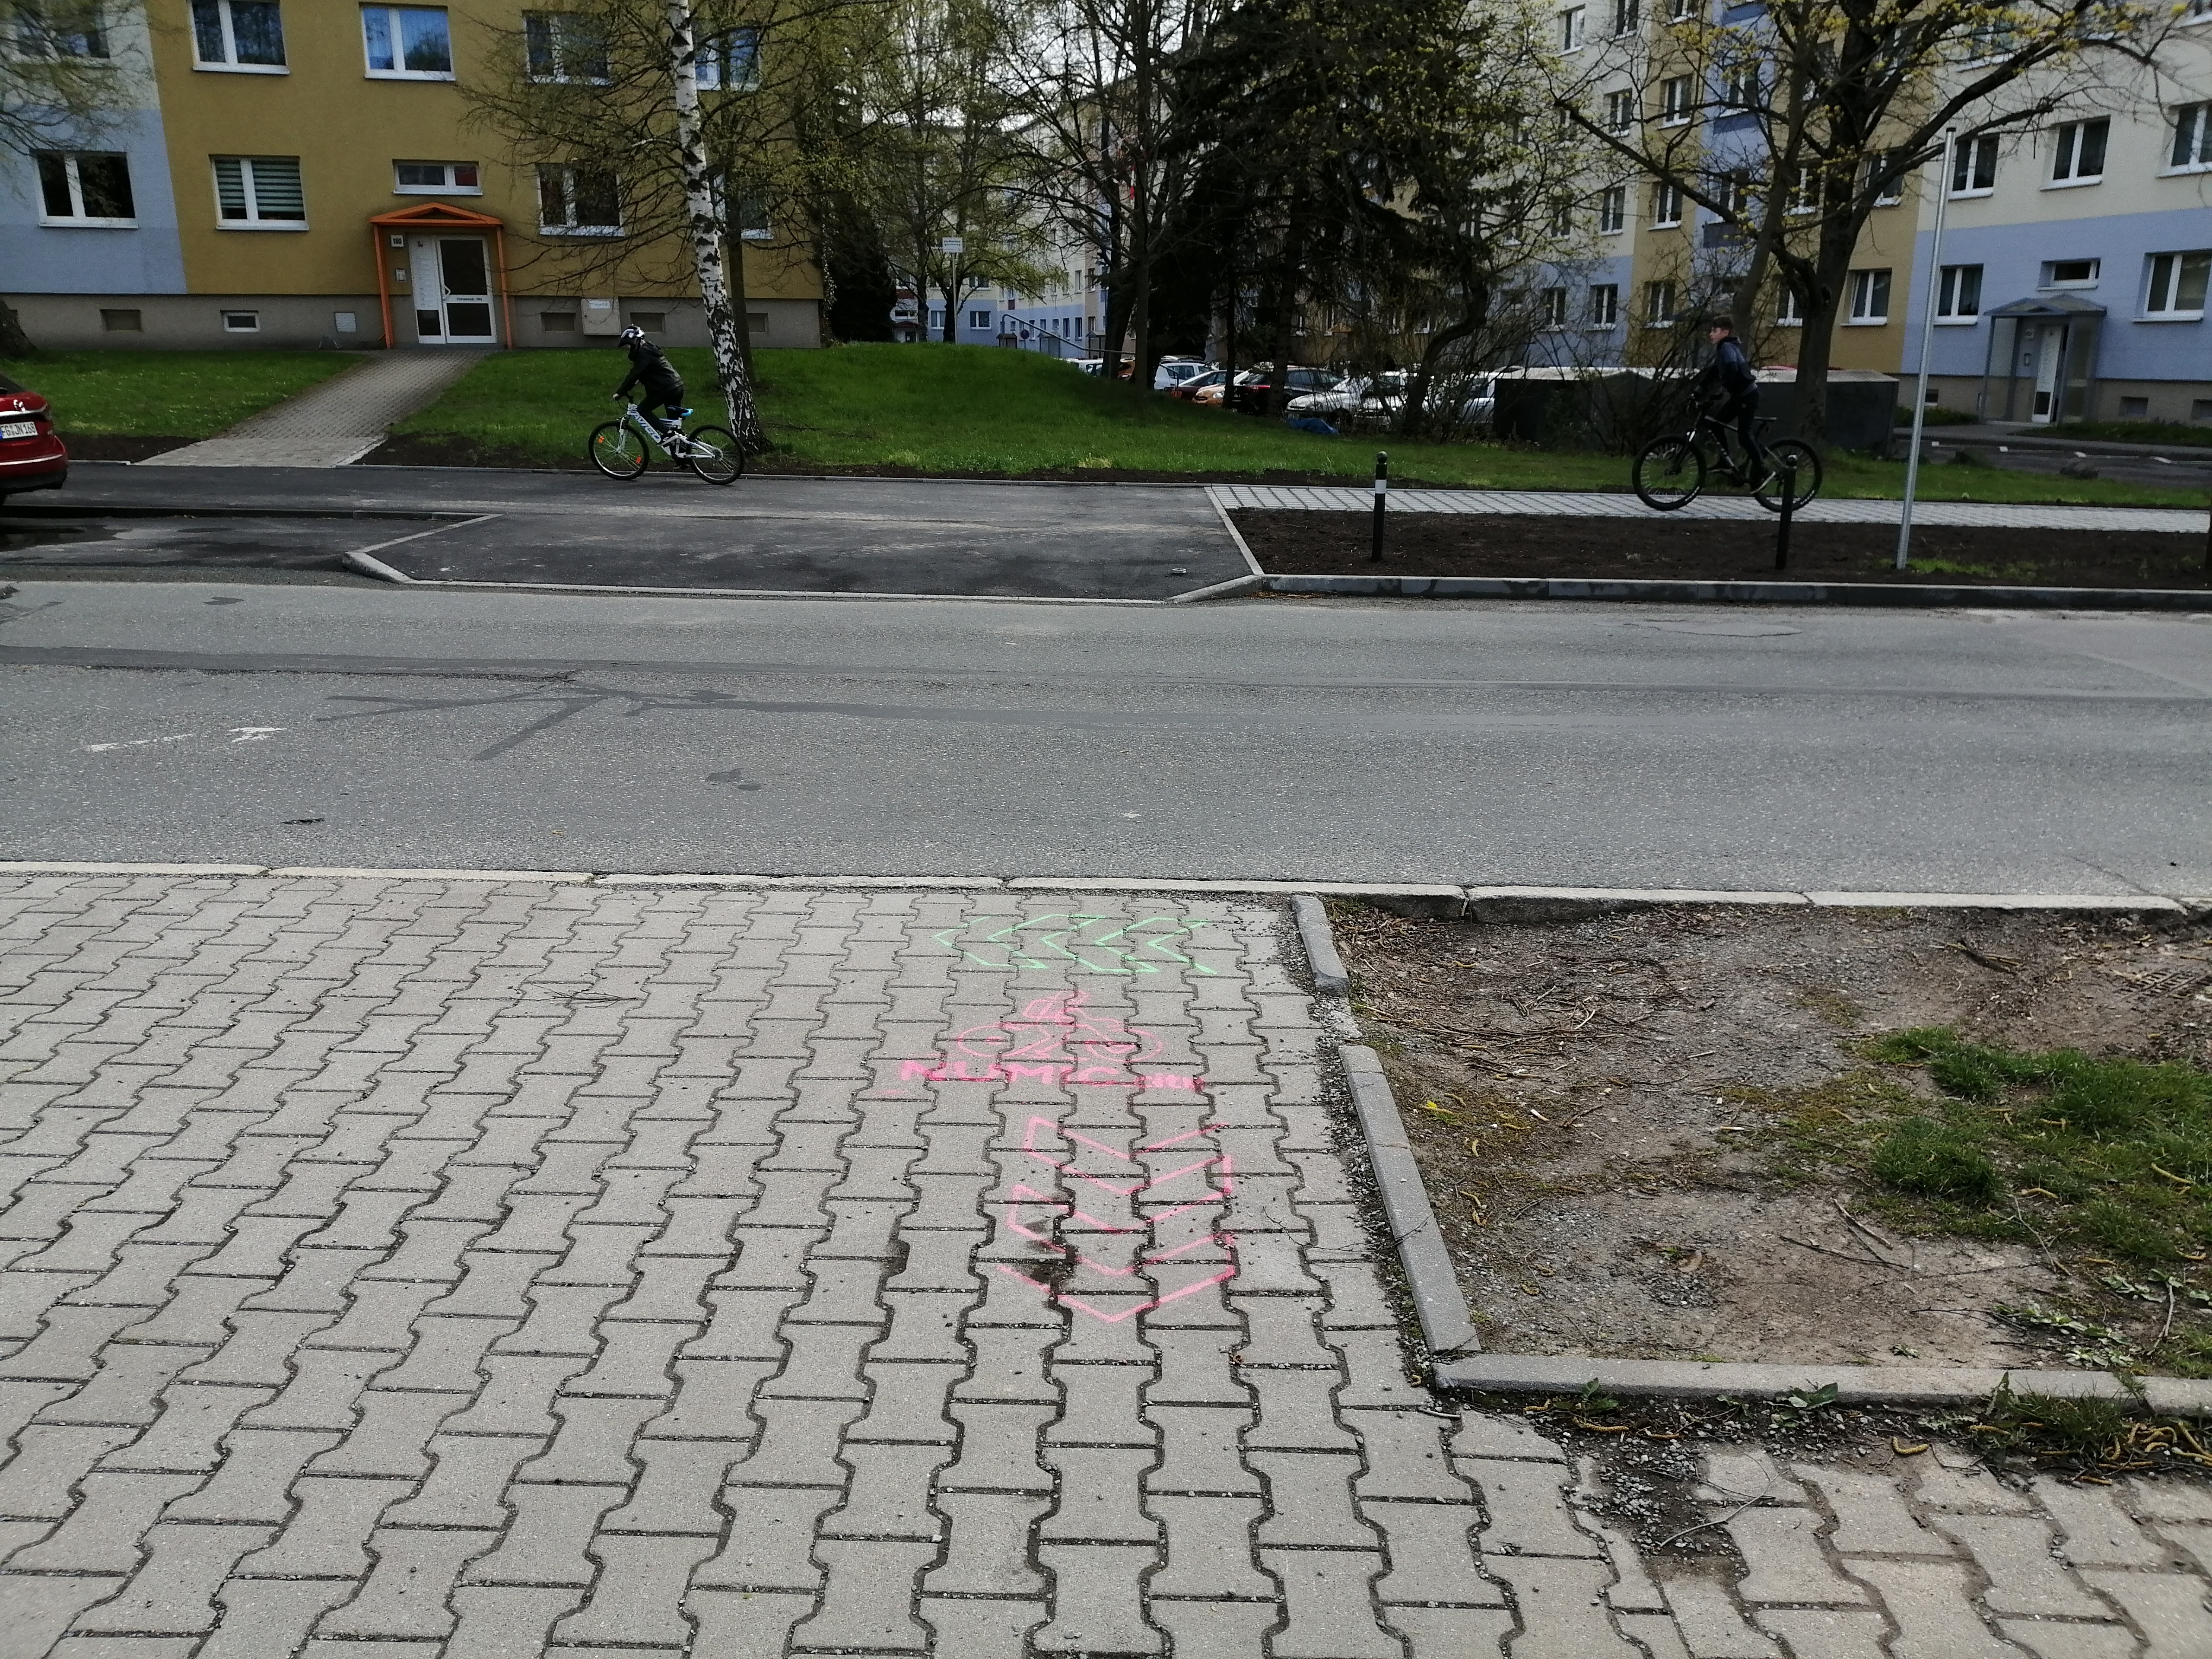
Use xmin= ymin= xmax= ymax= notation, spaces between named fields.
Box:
xmin=1894 ymin=404 xmax=1980 ymax=426
xmin=389 ymin=343 xmax=2212 ymax=505
xmin=1794 ymin=985 xmax=1864 ymax=1028
xmin=1870 ymin=1117 xmax=2007 ymax=1203
xmin=1902 ymin=556 xmax=2049 ymax=582
xmin=2040 ymin=419 xmax=2212 ymax=449
xmin=0 ymin=350 xmax=358 ymax=438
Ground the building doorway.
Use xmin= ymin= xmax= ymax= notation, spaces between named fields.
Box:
xmin=414 ymin=236 xmax=497 ymax=344
xmin=2024 ymin=322 xmax=2067 ymax=424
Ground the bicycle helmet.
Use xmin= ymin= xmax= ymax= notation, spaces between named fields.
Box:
xmin=618 ymin=324 xmax=646 ymax=345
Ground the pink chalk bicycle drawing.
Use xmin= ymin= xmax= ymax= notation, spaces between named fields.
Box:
xmin=898 ymin=988 xmax=1204 ymax=1091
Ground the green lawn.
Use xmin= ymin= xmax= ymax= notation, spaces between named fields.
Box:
xmin=0 ymin=350 xmax=360 ymax=438
xmin=393 ymin=342 xmax=2209 ymax=505
xmin=2040 ymin=419 xmax=2212 ymax=450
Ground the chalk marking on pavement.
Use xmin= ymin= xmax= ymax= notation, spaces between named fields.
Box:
xmin=82 ymin=733 xmax=196 ymax=752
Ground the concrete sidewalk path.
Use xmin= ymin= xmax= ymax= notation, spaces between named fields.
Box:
xmin=2 ymin=871 xmax=2206 ymax=1656
xmin=1209 ymin=482 xmax=2211 ymax=533
xmin=140 ymin=353 xmax=491 ymax=470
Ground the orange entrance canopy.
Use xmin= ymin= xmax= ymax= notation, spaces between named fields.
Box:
xmin=368 ymin=201 xmax=516 ymax=350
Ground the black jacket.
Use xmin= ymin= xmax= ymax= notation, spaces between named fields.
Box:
xmin=616 ymin=340 xmax=683 ymax=396
xmin=1700 ymin=336 xmax=1756 ymax=402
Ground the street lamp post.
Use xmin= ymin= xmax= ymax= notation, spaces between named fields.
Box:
xmin=1897 ymin=130 xmax=1957 ymax=572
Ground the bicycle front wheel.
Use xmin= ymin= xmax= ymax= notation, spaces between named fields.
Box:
xmin=683 ymin=426 xmax=743 ymax=486
xmin=1632 ymin=435 xmax=1705 ymax=511
xmin=589 ymin=421 xmax=647 ymax=480
xmin=1754 ymin=441 xmax=1822 ymax=513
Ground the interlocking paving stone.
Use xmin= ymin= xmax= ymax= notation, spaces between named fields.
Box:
xmin=4 ymin=876 xmax=2210 ymax=1658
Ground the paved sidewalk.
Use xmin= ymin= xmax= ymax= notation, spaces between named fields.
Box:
xmin=2 ymin=872 xmax=2208 ymax=1657
xmin=1208 ymin=483 xmax=2211 ymax=533
xmin=141 ymin=354 xmax=490 ymax=470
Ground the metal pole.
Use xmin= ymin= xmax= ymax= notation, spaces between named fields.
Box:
xmin=1371 ymin=450 xmax=1389 ymax=562
xmin=1897 ymin=129 xmax=1956 ymax=572
xmin=1775 ymin=461 xmax=1796 ymax=571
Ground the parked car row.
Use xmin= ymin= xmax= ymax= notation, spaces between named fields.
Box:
xmin=0 ymin=370 xmax=68 ymax=505
xmin=1069 ymin=352 xmax=1499 ymax=432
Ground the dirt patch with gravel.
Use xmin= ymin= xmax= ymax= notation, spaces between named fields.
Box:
xmin=1332 ymin=902 xmax=2212 ymax=1373
xmin=1238 ymin=509 xmax=2211 ymax=588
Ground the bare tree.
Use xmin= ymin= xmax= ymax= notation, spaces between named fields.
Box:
xmin=1557 ymin=0 xmax=2172 ymax=448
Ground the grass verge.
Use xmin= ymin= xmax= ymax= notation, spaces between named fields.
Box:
xmin=0 ymin=350 xmax=359 ymax=438
xmin=2040 ymin=420 xmax=2212 ymax=450
xmin=390 ymin=343 xmax=2209 ymax=505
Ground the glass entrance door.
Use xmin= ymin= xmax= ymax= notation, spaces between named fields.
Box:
xmin=413 ymin=235 xmax=496 ymax=344
xmin=2029 ymin=324 xmax=2066 ymax=423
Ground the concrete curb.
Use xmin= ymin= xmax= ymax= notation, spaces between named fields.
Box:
xmin=1430 ymin=1354 xmax=2212 ymax=1415
xmin=1260 ymin=573 xmax=2212 ymax=611
xmin=1290 ymin=895 xmax=1348 ymax=994
xmin=1341 ymin=1045 xmax=1482 ymax=1358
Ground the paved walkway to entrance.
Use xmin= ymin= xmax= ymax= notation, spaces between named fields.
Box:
xmin=1208 ymin=483 xmax=2210 ymax=534
xmin=3 ymin=872 xmax=2207 ymax=1656
xmin=142 ymin=353 xmax=491 ymax=470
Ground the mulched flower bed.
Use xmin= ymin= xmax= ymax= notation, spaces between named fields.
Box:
xmin=1238 ymin=509 xmax=2212 ymax=589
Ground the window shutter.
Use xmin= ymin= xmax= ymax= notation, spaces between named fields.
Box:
xmin=249 ymin=156 xmax=303 ymax=219
xmin=214 ymin=156 xmax=249 ymax=218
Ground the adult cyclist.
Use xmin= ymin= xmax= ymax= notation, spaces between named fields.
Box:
xmin=1697 ymin=317 xmax=1767 ymax=487
xmin=612 ymin=324 xmax=686 ymax=435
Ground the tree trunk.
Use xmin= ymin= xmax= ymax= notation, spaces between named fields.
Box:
xmin=725 ymin=232 xmax=753 ymax=372
xmin=667 ymin=0 xmax=764 ymax=451
xmin=1792 ymin=218 xmax=1861 ymax=452
xmin=1128 ymin=0 xmax=1154 ymax=389
xmin=0 ymin=297 xmax=33 ymax=358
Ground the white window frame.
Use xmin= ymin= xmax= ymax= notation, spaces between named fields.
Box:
xmin=1652 ymin=179 xmax=1684 ymax=226
xmin=1610 ymin=0 xmax=1637 ymax=33
xmin=220 ymin=309 xmax=260 ymax=332
xmin=1775 ymin=286 xmax=1802 ymax=326
xmin=191 ymin=0 xmax=286 ymax=71
xmin=394 ymin=159 xmax=480 ymax=194
xmin=1556 ymin=5 xmax=1586 ymax=50
xmin=360 ymin=4 xmax=452 ymax=79
xmin=1846 ymin=267 xmax=1891 ymax=324
xmin=2142 ymin=249 xmax=2209 ymax=321
xmin=1589 ymin=283 xmax=1619 ymax=327
xmin=1863 ymin=151 xmax=1903 ymax=205
xmin=1785 ymin=165 xmax=1819 ymax=214
xmin=34 ymin=150 xmax=136 ymax=226
xmin=1935 ymin=263 xmax=1982 ymax=322
xmin=1540 ymin=286 xmax=1569 ymax=328
xmin=2040 ymin=257 xmax=2099 ymax=289
xmin=15 ymin=0 xmax=108 ymax=58
xmin=2046 ymin=117 xmax=2107 ymax=187
xmin=523 ymin=11 xmax=607 ymax=83
xmin=695 ymin=25 xmax=758 ymax=90
xmin=2167 ymin=103 xmax=2211 ymax=172
xmin=1722 ymin=59 xmax=1759 ymax=112
xmin=1605 ymin=89 xmax=1633 ymax=132
xmin=536 ymin=163 xmax=621 ymax=235
xmin=1659 ymin=74 xmax=1693 ymax=126
xmin=1669 ymin=0 xmax=1694 ymax=19
xmin=968 ymin=308 xmax=992 ymax=330
xmin=1948 ymin=133 xmax=1997 ymax=197
xmin=1645 ymin=279 xmax=1678 ymax=323
xmin=1598 ymin=184 xmax=1626 ymax=233
xmin=212 ymin=154 xmax=305 ymax=229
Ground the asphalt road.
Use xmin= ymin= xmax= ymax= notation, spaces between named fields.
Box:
xmin=2 ymin=465 xmax=1246 ymax=600
xmin=4 ymin=577 xmax=2207 ymax=893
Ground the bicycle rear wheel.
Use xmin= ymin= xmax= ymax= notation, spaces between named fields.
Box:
xmin=1632 ymin=435 xmax=1705 ymax=511
xmin=683 ymin=426 xmax=743 ymax=486
xmin=589 ymin=421 xmax=647 ymax=480
xmin=1754 ymin=440 xmax=1821 ymax=513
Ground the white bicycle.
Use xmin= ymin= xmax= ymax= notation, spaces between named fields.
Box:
xmin=588 ymin=402 xmax=742 ymax=486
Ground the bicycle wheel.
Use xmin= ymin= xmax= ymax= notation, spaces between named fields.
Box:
xmin=683 ymin=426 xmax=743 ymax=486
xmin=1632 ymin=435 xmax=1706 ymax=511
xmin=588 ymin=421 xmax=647 ymax=480
xmin=1754 ymin=440 xmax=1822 ymax=513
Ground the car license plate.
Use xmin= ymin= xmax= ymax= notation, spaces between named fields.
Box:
xmin=0 ymin=421 xmax=35 ymax=439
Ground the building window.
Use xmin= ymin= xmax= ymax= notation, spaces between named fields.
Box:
xmin=2048 ymin=117 xmax=2107 ymax=184
xmin=696 ymin=26 xmax=757 ymax=89
xmin=1722 ymin=59 xmax=1759 ymax=111
xmin=221 ymin=309 xmax=260 ymax=332
xmin=540 ymin=310 xmax=576 ymax=331
xmin=1644 ymin=279 xmax=1678 ymax=322
xmin=394 ymin=160 xmax=479 ymax=193
xmin=100 ymin=307 xmax=141 ymax=331
xmin=35 ymin=151 xmax=135 ymax=225
xmin=524 ymin=12 xmax=607 ymax=82
xmin=537 ymin=164 xmax=620 ymax=233
xmin=1948 ymin=133 xmax=1997 ymax=195
xmin=2170 ymin=103 xmax=2211 ymax=170
xmin=362 ymin=5 xmax=451 ymax=77
xmin=213 ymin=155 xmax=304 ymax=226
xmin=1775 ymin=286 xmax=1802 ymax=325
xmin=1716 ymin=168 xmax=1751 ymax=215
xmin=1548 ymin=198 xmax=1574 ymax=236
xmin=628 ymin=309 xmax=665 ymax=331
xmin=2144 ymin=250 xmax=2209 ymax=319
xmin=1611 ymin=0 xmax=1637 ymax=32
xmin=191 ymin=0 xmax=284 ymax=67
xmin=15 ymin=1 xmax=108 ymax=57
xmin=1847 ymin=267 xmax=1891 ymax=323
xmin=334 ymin=310 xmax=357 ymax=332
xmin=1936 ymin=263 xmax=1982 ymax=320
xmin=1862 ymin=151 xmax=1902 ymax=204
xmin=1659 ymin=74 xmax=1692 ymax=124
xmin=1589 ymin=283 xmax=1619 ymax=326
xmin=1786 ymin=165 xmax=1819 ymax=213
xmin=1652 ymin=179 xmax=1683 ymax=226
xmin=2118 ymin=395 xmax=2148 ymax=417
xmin=1541 ymin=286 xmax=1569 ymax=327
xmin=2041 ymin=257 xmax=2098 ymax=288
xmin=1669 ymin=0 xmax=1693 ymax=18
xmin=928 ymin=309 xmax=943 ymax=330
xmin=1605 ymin=89 xmax=1633 ymax=131
xmin=968 ymin=309 xmax=991 ymax=330
xmin=1557 ymin=5 xmax=1585 ymax=48
xmin=1598 ymin=184 xmax=1626 ymax=233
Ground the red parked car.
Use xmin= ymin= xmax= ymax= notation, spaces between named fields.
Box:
xmin=0 ymin=370 xmax=69 ymax=504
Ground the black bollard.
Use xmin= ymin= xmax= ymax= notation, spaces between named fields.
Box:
xmin=1371 ymin=451 xmax=1389 ymax=563
xmin=1774 ymin=461 xmax=1796 ymax=572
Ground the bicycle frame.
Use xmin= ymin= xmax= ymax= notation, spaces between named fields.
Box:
xmin=615 ymin=403 xmax=706 ymax=460
xmin=1685 ymin=408 xmax=1772 ymax=478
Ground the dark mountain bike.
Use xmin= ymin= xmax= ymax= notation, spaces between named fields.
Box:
xmin=1632 ymin=411 xmax=1820 ymax=513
